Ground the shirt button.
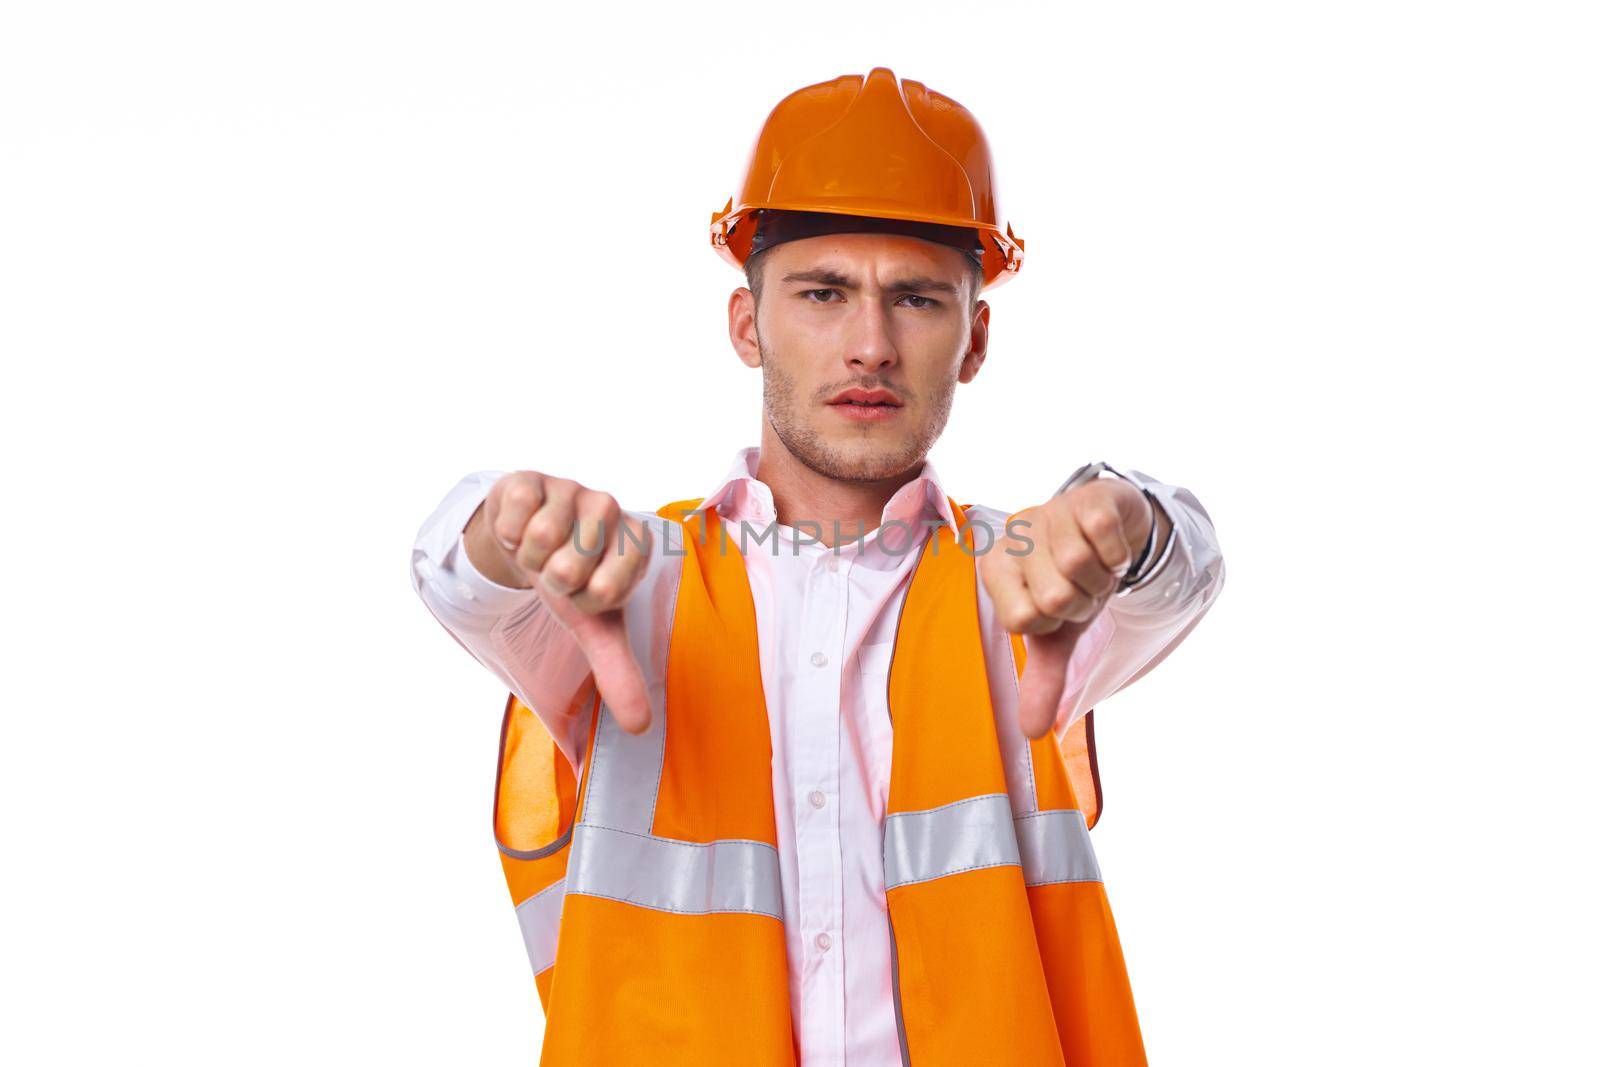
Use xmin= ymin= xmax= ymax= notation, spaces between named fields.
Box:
xmin=815 ymin=931 xmax=832 ymax=952
xmin=825 ymin=556 xmax=840 ymax=573
xmin=810 ymin=651 xmax=828 ymax=668
xmin=456 ymin=582 xmax=476 ymax=601
xmin=808 ymin=790 xmax=826 ymax=809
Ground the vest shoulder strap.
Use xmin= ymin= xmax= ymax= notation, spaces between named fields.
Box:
xmin=656 ymin=496 xmax=706 ymax=522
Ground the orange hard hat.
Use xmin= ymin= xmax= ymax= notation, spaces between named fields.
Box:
xmin=710 ymin=66 xmax=1025 ymax=291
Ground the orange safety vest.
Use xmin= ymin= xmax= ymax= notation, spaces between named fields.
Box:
xmin=490 ymin=498 xmax=1147 ymax=1065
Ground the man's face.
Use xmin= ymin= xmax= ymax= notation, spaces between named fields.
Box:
xmin=730 ymin=231 xmax=990 ymax=484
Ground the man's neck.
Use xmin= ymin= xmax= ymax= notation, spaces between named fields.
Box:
xmin=753 ymin=426 xmax=924 ymax=547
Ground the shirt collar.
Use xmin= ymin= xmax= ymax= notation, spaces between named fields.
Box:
xmin=698 ymin=445 xmax=960 ymax=535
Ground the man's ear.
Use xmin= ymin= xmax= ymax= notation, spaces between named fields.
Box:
xmin=729 ymin=287 xmax=762 ymax=368
xmin=958 ymin=300 xmax=990 ymax=383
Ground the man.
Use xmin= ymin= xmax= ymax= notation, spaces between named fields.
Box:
xmin=411 ymin=67 xmax=1225 ymax=1065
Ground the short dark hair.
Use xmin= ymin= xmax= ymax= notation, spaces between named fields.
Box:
xmin=745 ymin=247 xmax=984 ymax=316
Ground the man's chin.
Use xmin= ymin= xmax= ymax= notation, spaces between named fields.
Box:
xmin=806 ymin=437 xmax=922 ymax=484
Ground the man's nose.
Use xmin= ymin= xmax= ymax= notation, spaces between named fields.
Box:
xmin=844 ymin=298 xmax=898 ymax=374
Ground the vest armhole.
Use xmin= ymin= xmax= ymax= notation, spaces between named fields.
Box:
xmin=493 ymin=691 xmax=582 ymax=858
xmin=1076 ymin=709 xmax=1104 ymax=829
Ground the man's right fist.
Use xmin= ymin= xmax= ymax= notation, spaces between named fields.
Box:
xmin=464 ymin=471 xmax=654 ymax=734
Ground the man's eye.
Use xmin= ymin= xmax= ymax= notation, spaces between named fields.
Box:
xmin=799 ymin=290 xmax=937 ymax=308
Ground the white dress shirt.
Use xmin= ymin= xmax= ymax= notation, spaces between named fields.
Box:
xmin=410 ymin=446 xmax=1226 ymax=1066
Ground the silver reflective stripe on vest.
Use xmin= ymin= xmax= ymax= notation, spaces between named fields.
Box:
xmin=1014 ymin=808 xmax=1101 ymax=884
xmin=884 ymin=793 xmax=1103 ymax=890
xmin=566 ymin=823 xmax=782 ymax=917
xmin=885 ymin=793 xmax=1019 ymax=889
xmin=579 ymin=698 xmax=667 ymax=835
xmin=558 ymin=524 xmax=786 ymax=921
xmin=575 ymin=540 xmax=681 ymax=835
xmin=975 ymin=565 xmax=1038 ymax=817
xmin=515 ymin=877 xmax=566 ymax=974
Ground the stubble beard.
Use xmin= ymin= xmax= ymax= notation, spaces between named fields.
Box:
xmin=757 ymin=331 xmax=957 ymax=485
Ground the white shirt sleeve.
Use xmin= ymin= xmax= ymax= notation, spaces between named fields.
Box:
xmin=409 ymin=471 xmax=598 ymax=768
xmin=1053 ymin=466 xmax=1227 ymax=737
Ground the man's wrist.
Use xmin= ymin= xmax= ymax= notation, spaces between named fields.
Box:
xmin=1119 ymin=487 xmax=1159 ymax=589
xmin=1118 ymin=489 xmax=1173 ymax=591
xmin=1055 ymin=460 xmax=1175 ymax=595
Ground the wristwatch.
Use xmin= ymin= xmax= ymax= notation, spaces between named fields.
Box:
xmin=1055 ymin=460 xmax=1167 ymax=595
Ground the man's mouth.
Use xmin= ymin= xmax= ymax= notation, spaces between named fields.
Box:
xmin=826 ymin=387 xmax=904 ymax=422
xmin=826 ymin=388 xmax=902 ymax=408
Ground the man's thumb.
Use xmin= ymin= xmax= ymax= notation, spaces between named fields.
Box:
xmin=545 ymin=596 xmax=652 ymax=735
xmin=1017 ymin=625 xmax=1080 ymax=740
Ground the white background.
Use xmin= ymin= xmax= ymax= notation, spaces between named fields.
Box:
xmin=3 ymin=1 xmax=1596 ymax=1062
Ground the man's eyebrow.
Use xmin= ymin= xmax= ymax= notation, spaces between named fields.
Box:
xmin=780 ymin=268 xmax=961 ymax=298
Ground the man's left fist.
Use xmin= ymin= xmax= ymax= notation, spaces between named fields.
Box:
xmin=979 ymin=478 xmax=1156 ymax=740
